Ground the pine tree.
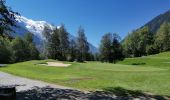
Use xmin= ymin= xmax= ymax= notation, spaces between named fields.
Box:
xmin=68 ymin=39 xmax=77 ymax=61
xmin=0 ymin=36 xmax=12 ymax=63
xmin=42 ymin=25 xmax=53 ymax=59
xmin=100 ymin=33 xmax=124 ymax=63
xmin=48 ymin=28 xmax=60 ymax=59
xmin=24 ymin=33 xmax=39 ymax=60
xmin=11 ymin=37 xmax=30 ymax=62
xmin=100 ymin=33 xmax=112 ymax=62
xmin=111 ymin=33 xmax=124 ymax=63
xmin=58 ymin=24 xmax=69 ymax=60
xmin=76 ymin=26 xmax=89 ymax=62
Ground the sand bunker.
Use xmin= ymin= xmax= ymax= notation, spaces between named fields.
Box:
xmin=40 ymin=62 xmax=71 ymax=67
xmin=0 ymin=64 xmax=7 ymax=67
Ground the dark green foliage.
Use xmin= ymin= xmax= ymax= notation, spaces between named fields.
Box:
xmin=47 ymin=28 xmax=60 ymax=59
xmin=85 ymin=52 xmax=95 ymax=61
xmin=58 ymin=24 xmax=69 ymax=61
xmin=100 ymin=33 xmax=124 ymax=63
xmin=76 ymin=26 xmax=89 ymax=62
xmin=146 ymin=45 xmax=159 ymax=55
xmin=11 ymin=37 xmax=30 ymax=62
xmin=44 ymin=25 xmax=70 ymax=61
xmin=68 ymin=39 xmax=77 ymax=62
xmin=28 ymin=43 xmax=39 ymax=60
xmin=42 ymin=25 xmax=52 ymax=59
xmin=24 ymin=33 xmax=39 ymax=60
xmin=0 ymin=36 xmax=12 ymax=63
xmin=11 ymin=33 xmax=39 ymax=62
xmin=0 ymin=1 xmax=39 ymax=63
xmin=100 ymin=33 xmax=112 ymax=62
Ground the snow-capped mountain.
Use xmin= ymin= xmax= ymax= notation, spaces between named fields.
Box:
xmin=11 ymin=15 xmax=98 ymax=53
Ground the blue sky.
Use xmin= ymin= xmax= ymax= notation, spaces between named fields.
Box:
xmin=6 ymin=0 xmax=170 ymax=47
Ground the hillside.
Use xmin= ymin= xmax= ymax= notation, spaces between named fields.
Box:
xmin=142 ymin=10 xmax=170 ymax=33
xmin=119 ymin=51 xmax=170 ymax=68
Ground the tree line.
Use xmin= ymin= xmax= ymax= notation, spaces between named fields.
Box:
xmin=122 ymin=22 xmax=170 ymax=58
xmin=0 ymin=0 xmax=124 ymax=64
xmin=1 ymin=0 xmax=170 ymax=64
xmin=42 ymin=25 xmax=91 ymax=62
xmin=0 ymin=33 xmax=39 ymax=63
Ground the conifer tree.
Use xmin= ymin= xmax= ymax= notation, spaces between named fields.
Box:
xmin=76 ymin=26 xmax=89 ymax=62
xmin=58 ymin=24 xmax=69 ymax=60
xmin=100 ymin=33 xmax=124 ymax=63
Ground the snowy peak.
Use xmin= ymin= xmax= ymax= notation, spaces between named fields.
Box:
xmin=12 ymin=15 xmax=98 ymax=53
xmin=14 ymin=15 xmax=54 ymax=40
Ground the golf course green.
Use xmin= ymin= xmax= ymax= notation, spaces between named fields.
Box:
xmin=1 ymin=52 xmax=170 ymax=96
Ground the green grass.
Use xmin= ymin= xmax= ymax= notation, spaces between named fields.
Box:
xmin=0 ymin=53 xmax=170 ymax=96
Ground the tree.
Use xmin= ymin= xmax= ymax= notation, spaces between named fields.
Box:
xmin=111 ymin=33 xmax=124 ymax=63
xmin=42 ymin=25 xmax=53 ymax=59
xmin=122 ymin=27 xmax=153 ymax=57
xmin=100 ymin=33 xmax=124 ymax=63
xmin=42 ymin=25 xmax=70 ymax=61
xmin=100 ymin=33 xmax=112 ymax=62
xmin=11 ymin=37 xmax=30 ymax=62
xmin=76 ymin=26 xmax=89 ymax=62
xmin=11 ymin=33 xmax=39 ymax=62
xmin=0 ymin=0 xmax=18 ymax=38
xmin=86 ymin=52 xmax=95 ymax=61
xmin=154 ymin=22 xmax=170 ymax=52
xmin=47 ymin=28 xmax=60 ymax=59
xmin=58 ymin=24 xmax=69 ymax=60
xmin=0 ymin=36 xmax=12 ymax=63
xmin=68 ymin=39 xmax=77 ymax=62
xmin=24 ymin=33 xmax=39 ymax=60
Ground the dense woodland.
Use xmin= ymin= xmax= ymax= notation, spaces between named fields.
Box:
xmin=1 ymin=0 xmax=170 ymax=64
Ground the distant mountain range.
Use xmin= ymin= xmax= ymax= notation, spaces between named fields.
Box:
xmin=10 ymin=15 xmax=98 ymax=54
xmin=4 ymin=10 xmax=170 ymax=54
xmin=142 ymin=10 xmax=170 ymax=33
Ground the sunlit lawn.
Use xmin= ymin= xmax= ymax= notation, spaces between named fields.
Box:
xmin=0 ymin=52 xmax=170 ymax=96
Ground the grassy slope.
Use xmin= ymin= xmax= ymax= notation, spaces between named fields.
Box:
xmin=0 ymin=53 xmax=170 ymax=96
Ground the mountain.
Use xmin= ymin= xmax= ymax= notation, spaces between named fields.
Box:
xmin=11 ymin=15 xmax=98 ymax=54
xmin=142 ymin=10 xmax=170 ymax=33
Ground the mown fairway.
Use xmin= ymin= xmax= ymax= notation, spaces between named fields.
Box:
xmin=1 ymin=52 xmax=170 ymax=96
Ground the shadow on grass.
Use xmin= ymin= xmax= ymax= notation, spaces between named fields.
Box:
xmin=131 ymin=62 xmax=146 ymax=65
xmin=103 ymin=87 xmax=169 ymax=100
xmin=16 ymin=86 xmax=170 ymax=100
xmin=103 ymin=87 xmax=144 ymax=97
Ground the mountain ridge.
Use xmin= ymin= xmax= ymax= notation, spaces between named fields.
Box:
xmin=141 ymin=10 xmax=170 ymax=33
xmin=11 ymin=15 xmax=98 ymax=54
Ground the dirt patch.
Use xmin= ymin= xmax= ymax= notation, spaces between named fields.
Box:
xmin=65 ymin=77 xmax=93 ymax=83
xmin=40 ymin=62 xmax=71 ymax=67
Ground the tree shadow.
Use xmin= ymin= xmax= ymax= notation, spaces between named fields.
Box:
xmin=131 ymin=62 xmax=146 ymax=65
xmin=103 ymin=87 xmax=169 ymax=100
xmin=16 ymin=86 xmax=170 ymax=100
